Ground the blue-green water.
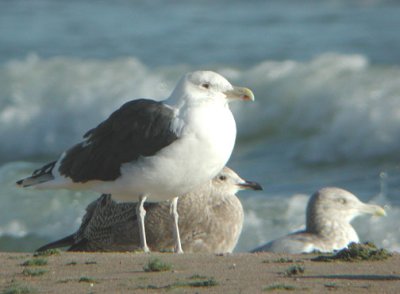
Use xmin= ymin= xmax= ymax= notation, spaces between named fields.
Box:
xmin=1 ymin=0 xmax=399 ymax=252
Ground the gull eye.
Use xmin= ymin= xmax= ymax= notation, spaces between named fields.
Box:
xmin=201 ymin=83 xmax=210 ymax=89
xmin=337 ymin=198 xmax=347 ymax=204
xmin=218 ymin=175 xmax=227 ymax=181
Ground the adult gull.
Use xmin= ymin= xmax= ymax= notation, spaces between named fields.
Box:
xmin=36 ymin=167 xmax=262 ymax=253
xmin=251 ymin=187 xmax=386 ymax=254
xmin=16 ymin=71 xmax=254 ymax=253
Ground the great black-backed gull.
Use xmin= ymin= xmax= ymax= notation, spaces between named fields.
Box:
xmin=251 ymin=187 xmax=386 ymax=254
xmin=17 ymin=71 xmax=254 ymax=253
xmin=36 ymin=167 xmax=262 ymax=253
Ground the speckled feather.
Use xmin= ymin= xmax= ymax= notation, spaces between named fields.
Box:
xmin=37 ymin=168 xmax=261 ymax=253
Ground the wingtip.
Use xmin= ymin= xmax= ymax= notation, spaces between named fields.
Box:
xmin=16 ymin=178 xmax=31 ymax=188
xmin=36 ymin=234 xmax=76 ymax=252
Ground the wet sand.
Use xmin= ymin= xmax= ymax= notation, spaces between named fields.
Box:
xmin=1 ymin=251 xmax=399 ymax=293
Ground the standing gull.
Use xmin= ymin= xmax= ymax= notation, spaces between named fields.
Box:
xmin=36 ymin=167 xmax=262 ymax=253
xmin=251 ymin=187 xmax=386 ymax=254
xmin=16 ymin=71 xmax=254 ymax=253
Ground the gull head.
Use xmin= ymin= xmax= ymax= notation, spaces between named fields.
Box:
xmin=306 ymin=187 xmax=386 ymax=228
xmin=169 ymin=71 xmax=254 ymax=106
xmin=211 ymin=167 xmax=262 ymax=195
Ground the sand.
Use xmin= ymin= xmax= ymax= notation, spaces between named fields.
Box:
xmin=1 ymin=251 xmax=399 ymax=293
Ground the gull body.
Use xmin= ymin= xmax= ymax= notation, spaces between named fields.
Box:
xmin=17 ymin=71 xmax=254 ymax=253
xmin=251 ymin=187 xmax=386 ymax=254
xmin=37 ymin=167 xmax=262 ymax=253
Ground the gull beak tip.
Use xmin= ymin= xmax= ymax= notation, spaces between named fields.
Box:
xmin=375 ymin=206 xmax=387 ymax=217
xmin=241 ymin=88 xmax=255 ymax=101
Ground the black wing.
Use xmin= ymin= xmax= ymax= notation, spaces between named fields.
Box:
xmin=58 ymin=99 xmax=179 ymax=182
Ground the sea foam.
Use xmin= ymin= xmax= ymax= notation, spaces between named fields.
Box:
xmin=238 ymin=53 xmax=400 ymax=163
xmin=1 ymin=53 xmax=399 ymax=163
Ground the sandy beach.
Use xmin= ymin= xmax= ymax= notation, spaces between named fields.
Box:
xmin=1 ymin=250 xmax=399 ymax=293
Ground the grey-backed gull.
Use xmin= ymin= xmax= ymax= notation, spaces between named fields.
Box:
xmin=17 ymin=71 xmax=254 ymax=253
xmin=36 ymin=167 xmax=262 ymax=253
xmin=251 ymin=187 xmax=386 ymax=254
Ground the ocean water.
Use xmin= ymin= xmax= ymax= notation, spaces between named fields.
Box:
xmin=1 ymin=0 xmax=400 ymax=253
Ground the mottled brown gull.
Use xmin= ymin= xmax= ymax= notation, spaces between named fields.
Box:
xmin=251 ymin=187 xmax=386 ymax=254
xmin=37 ymin=167 xmax=262 ymax=254
xmin=16 ymin=71 xmax=254 ymax=253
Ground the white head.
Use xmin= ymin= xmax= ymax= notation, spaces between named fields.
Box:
xmin=168 ymin=71 xmax=254 ymax=106
xmin=306 ymin=187 xmax=386 ymax=231
xmin=211 ymin=167 xmax=262 ymax=195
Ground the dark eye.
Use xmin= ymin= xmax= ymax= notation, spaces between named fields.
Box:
xmin=218 ymin=175 xmax=227 ymax=181
xmin=338 ymin=198 xmax=347 ymax=204
xmin=202 ymin=83 xmax=210 ymax=89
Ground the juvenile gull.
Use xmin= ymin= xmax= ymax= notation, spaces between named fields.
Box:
xmin=251 ymin=187 xmax=386 ymax=254
xmin=16 ymin=71 xmax=254 ymax=253
xmin=36 ymin=167 xmax=262 ymax=253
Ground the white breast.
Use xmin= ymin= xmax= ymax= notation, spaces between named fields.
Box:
xmin=100 ymin=102 xmax=237 ymax=201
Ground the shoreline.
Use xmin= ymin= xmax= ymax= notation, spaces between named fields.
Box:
xmin=1 ymin=251 xmax=400 ymax=293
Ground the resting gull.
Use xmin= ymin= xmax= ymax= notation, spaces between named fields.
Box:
xmin=36 ymin=167 xmax=262 ymax=253
xmin=16 ymin=71 xmax=254 ymax=253
xmin=251 ymin=187 xmax=386 ymax=254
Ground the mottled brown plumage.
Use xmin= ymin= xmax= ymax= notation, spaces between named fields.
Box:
xmin=37 ymin=167 xmax=262 ymax=253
